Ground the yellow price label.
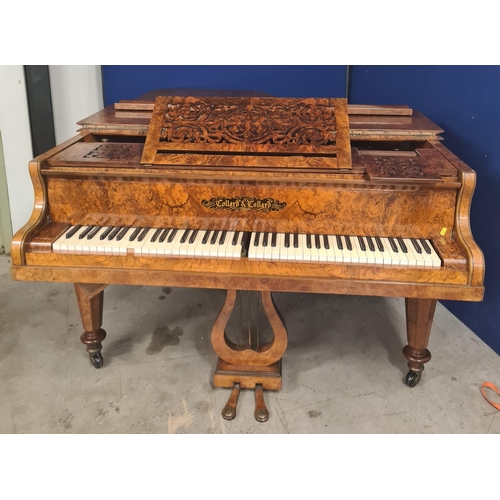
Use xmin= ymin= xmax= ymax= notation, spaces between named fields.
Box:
xmin=440 ymin=228 xmax=447 ymax=236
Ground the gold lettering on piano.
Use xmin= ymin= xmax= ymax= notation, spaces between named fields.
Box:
xmin=201 ymin=197 xmax=286 ymax=213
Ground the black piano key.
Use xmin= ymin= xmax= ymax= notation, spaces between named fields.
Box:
xmin=78 ymin=225 xmax=94 ymax=239
xmin=375 ymin=236 xmax=384 ymax=252
xmin=241 ymin=232 xmax=250 ymax=247
xmin=358 ymin=236 xmax=366 ymax=251
xmin=323 ymin=234 xmax=330 ymax=250
xmin=420 ymin=238 xmax=432 ymax=254
xmin=262 ymin=232 xmax=269 ymax=247
xmin=366 ymin=236 xmax=375 ymax=252
xmin=253 ymin=232 xmax=259 ymax=246
xmin=345 ymin=236 xmax=352 ymax=251
xmin=232 ymin=231 xmax=241 ymax=246
xmin=167 ymin=228 xmax=178 ymax=243
xmin=271 ymin=233 xmax=277 ymax=248
xmin=150 ymin=228 xmax=163 ymax=243
xmin=201 ymin=230 xmax=211 ymax=245
xmin=336 ymin=235 xmax=343 ymax=250
xmin=100 ymin=226 xmax=114 ymax=240
xmin=388 ymin=237 xmax=399 ymax=253
xmin=129 ymin=227 xmax=142 ymax=241
xmin=218 ymin=230 xmax=226 ymax=245
xmin=66 ymin=225 xmax=82 ymax=239
xmin=180 ymin=229 xmax=191 ymax=244
xmin=187 ymin=229 xmax=198 ymax=244
xmin=87 ymin=226 xmax=102 ymax=240
xmin=293 ymin=234 xmax=299 ymax=248
xmin=137 ymin=227 xmax=150 ymax=242
xmin=397 ymin=237 xmax=408 ymax=253
xmin=210 ymin=230 xmax=219 ymax=245
xmin=284 ymin=233 xmax=290 ymax=248
xmin=159 ymin=228 xmax=171 ymax=243
xmin=108 ymin=226 xmax=123 ymax=240
xmin=306 ymin=234 xmax=312 ymax=249
xmin=116 ymin=226 xmax=129 ymax=241
xmin=315 ymin=234 xmax=321 ymax=249
xmin=411 ymin=238 xmax=422 ymax=254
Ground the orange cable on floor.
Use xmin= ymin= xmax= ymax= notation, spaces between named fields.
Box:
xmin=480 ymin=382 xmax=500 ymax=411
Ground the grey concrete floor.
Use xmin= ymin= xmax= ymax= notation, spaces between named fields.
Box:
xmin=1 ymin=254 xmax=499 ymax=433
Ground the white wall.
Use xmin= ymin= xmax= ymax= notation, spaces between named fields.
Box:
xmin=49 ymin=65 xmax=103 ymax=145
xmin=0 ymin=65 xmax=34 ymax=234
xmin=0 ymin=65 xmax=103 ymax=240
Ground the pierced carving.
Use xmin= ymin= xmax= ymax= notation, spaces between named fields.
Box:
xmin=201 ymin=196 xmax=286 ymax=213
xmin=141 ymin=96 xmax=352 ymax=169
xmin=159 ymin=97 xmax=337 ymax=147
xmin=374 ymin=157 xmax=424 ymax=177
xmin=83 ymin=144 xmax=136 ymax=161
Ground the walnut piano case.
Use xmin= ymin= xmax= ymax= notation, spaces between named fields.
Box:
xmin=11 ymin=94 xmax=485 ymax=421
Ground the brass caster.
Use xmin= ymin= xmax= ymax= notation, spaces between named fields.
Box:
xmin=405 ymin=370 xmax=422 ymax=387
xmin=89 ymin=351 xmax=103 ymax=369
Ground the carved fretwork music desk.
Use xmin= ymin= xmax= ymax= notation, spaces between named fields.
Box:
xmin=11 ymin=92 xmax=485 ymax=422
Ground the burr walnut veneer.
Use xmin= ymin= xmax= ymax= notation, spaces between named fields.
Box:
xmin=11 ymin=92 xmax=485 ymax=421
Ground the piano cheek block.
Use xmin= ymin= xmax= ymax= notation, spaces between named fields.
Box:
xmin=11 ymin=93 xmax=485 ymax=419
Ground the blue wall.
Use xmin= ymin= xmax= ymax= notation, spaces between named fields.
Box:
xmin=350 ymin=66 xmax=500 ymax=354
xmin=101 ymin=65 xmax=500 ymax=354
xmin=101 ymin=65 xmax=348 ymax=105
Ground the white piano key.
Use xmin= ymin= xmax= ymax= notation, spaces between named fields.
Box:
xmin=275 ymin=233 xmax=286 ymax=261
xmin=64 ymin=226 xmax=89 ymax=254
xmin=191 ymin=229 xmax=210 ymax=257
xmin=84 ymin=226 xmax=106 ymax=254
xmin=152 ymin=228 xmax=172 ymax=256
xmin=365 ymin=236 xmax=385 ymax=265
xmin=214 ymin=231 xmax=229 ymax=258
xmin=401 ymin=238 xmax=419 ymax=267
xmin=185 ymin=229 xmax=203 ymax=257
xmin=343 ymin=236 xmax=360 ymax=264
xmin=216 ymin=231 xmax=233 ymax=259
xmin=318 ymin=235 xmax=329 ymax=262
xmin=328 ymin=235 xmax=343 ymax=263
xmin=206 ymin=230 xmax=222 ymax=258
xmin=382 ymin=237 xmax=401 ymax=266
xmin=52 ymin=226 xmax=74 ymax=254
xmin=248 ymin=232 xmax=258 ymax=259
xmin=254 ymin=232 xmax=265 ymax=260
xmin=262 ymin=233 xmax=274 ymax=260
xmin=115 ymin=228 xmax=136 ymax=255
xmin=420 ymin=239 xmax=442 ymax=268
xmin=407 ymin=238 xmax=426 ymax=267
xmin=300 ymin=234 xmax=311 ymax=262
xmin=310 ymin=234 xmax=320 ymax=262
xmin=394 ymin=238 xmax=410 ymax=266
xmin=352 ymin=236 xmax=369 ymax=264
xmin=169 ymin=229 xmax=187 ymax=256
xmin=177 ymin=229 xmax=194 ymax=256
xmin=429 ymin=245 xmax=442 ymax=268
xmin=280 ymin=233 xmax=293 ymax=261
xmin=130 ymin=228 xmax=156 ymax=256
xmin=226 ymin=231 xmax=244 ymax=259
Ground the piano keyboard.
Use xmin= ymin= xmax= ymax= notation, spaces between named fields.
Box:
xmin=52 ymin=225 xmax=442 ymax=267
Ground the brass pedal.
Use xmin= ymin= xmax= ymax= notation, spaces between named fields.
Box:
xmin=254 ymin=384 xmax=269 ymax=422
xmin=221 ymin=383 xmax=241 ymax=420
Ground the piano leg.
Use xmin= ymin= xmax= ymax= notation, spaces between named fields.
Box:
xmin=74 ymin=283 xmax=108 ymax=369
xmin=403 ymin=298 xmax=436 ymax=387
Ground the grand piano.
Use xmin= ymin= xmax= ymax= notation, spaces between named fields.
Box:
xmin=10 ymin=90 xmax=485 ymax=421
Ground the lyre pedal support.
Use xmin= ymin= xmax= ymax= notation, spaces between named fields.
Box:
xmin=212 ymin=289 xmax=287 ymax=422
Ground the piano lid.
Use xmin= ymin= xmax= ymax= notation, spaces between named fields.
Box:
xmin=140 ymin=96 xmax=352 ymax=170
